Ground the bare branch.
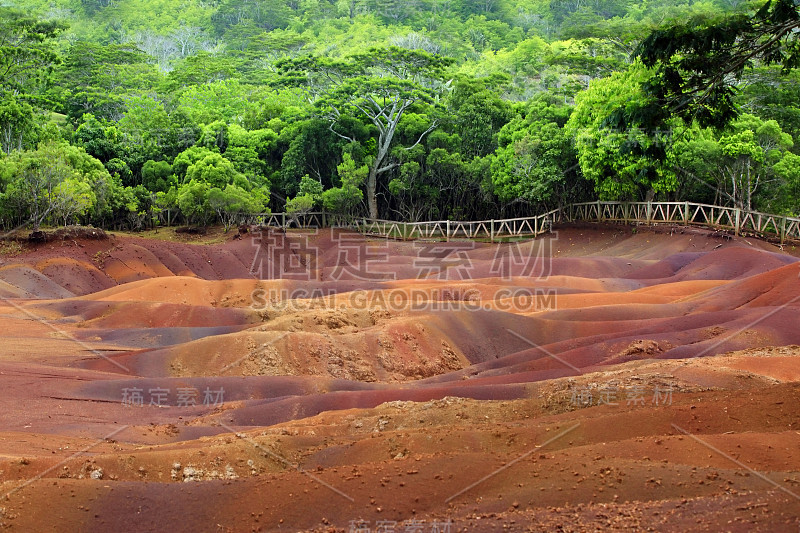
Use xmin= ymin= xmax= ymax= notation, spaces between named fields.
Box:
xmin=375 ymin=162 xmax=400 ymax=174
xmin=328 ymin=122 xmax=356 ymax=143
xmin=404 ymin=119 xmax=439 ymax=151
xmin=327 ymin=106 xmax=357 ymax=143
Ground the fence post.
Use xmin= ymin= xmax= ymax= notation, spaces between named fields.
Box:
xmin=596 ymin=200 xmax=601 ymax=221
xmin=446 ymin=220 xmax=450 ymax=242
xmin=781 ymin=216 xmax=787 ymax=245
xmin=322 ymin=211 xmax=327 ymax=228
xmin=490 ymin=220 xmax=495 ymax=243
xmin=735 ymin=208 xmax=741 ymax=236
xmin=646 ymin=201 xmax=652 ymax=225
xmin=684 ymin=202 xmax=689 ymax=226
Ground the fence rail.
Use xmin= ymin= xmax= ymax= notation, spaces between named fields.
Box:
xmin=252 ymin=202 xmax=800 ymax=244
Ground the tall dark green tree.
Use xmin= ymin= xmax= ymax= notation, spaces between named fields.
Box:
xmin=634 ymin=0 xmax=800 ymax=129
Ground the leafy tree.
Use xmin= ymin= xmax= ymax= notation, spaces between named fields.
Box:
xmin=89 ymin=168 xmax=128 ymax=227
xmin=225 ymin=124 xmax=279 ymax=186
xmin=771 ymin=152 xmax=800 ymax=214
xmin=0 ymin=9 xmax=65 ymax=96
xmin=176 ymin=179 xmax=214 ymax=226
xmin=176 ymin=79 xmax=252 ymax=124
xmin=185 ymin=152 xmax=248 ymax=189
xmin=0 ymin=11 xmax=64 ymax=156
xmin=197 ymin=121 xmax=230 ymax=152
xmin=634 ymin=0 xmax=800 ymax=129
xmin=0 ymin=96 xmax=37 ymax=153
xmin=674 ymin=114 xmax=794 ymax=210
xmin=0 ymin=142 xmax=107 ymax=230
xmin=241 ymin=88 xmax=311 ymax=130
xmin=566 ymin=64 xmax=678 ymax=200
xmin=106 ymin=158 xmax=134 ymax=185
xmin=461 ymin=15 xmax=524 ymax=52
xmin=52 ymin=178 xmax=96 ymax=226
xmin=212 ymin=0 xmax=292 ymax=37
xmin=81 ymin=0 xmax=114 ymax=16
xmin=738 ymin=66 xmax=800 ymax=142
xmin=322 ymin=153 xmax=366 ymax=215
xmin=115 ymin=95 xmax=198 ymax=176
xmin=142 ymin=160 xmax=174 ymax=192
xmin=120 ymin=184 xmax=157 ymax=230
xmin=234 ymin=28 xmax=310 ymax=75
xmin=368 ymin=0 xmax=420 ymax=23
xmin=74 ymin=114 xmax=119 ymax=162
xmin=448 ymin=76 xmax=512 ymax=158
xmin=53 ymin=43 xmax=158 ymax=122
xmin=285 ymin=175 xmax=323 ymax=214
xmin=166 ymin=52 xmax=242 ymax=89
xmin=277 ymin=46 xmax=454 ymax=218
xmin=278 ymin=119 xmax=351 ymax=198
xmin=154 ymin=187 xmax=180 ymax=226
xmin=1 ymin=148 xmax=72 ymax=230
xmin=547 ymin=38 xmax=626 ymax=84
xmin=173 ymin=146 xmax=214 ymax=179
xmin=491 ymin=120 xmax=577 ymax=209
xmin=388 ymin=147 xmax=444 ymax=221
xmin=208 ymin=184 xmax=265 ymax=231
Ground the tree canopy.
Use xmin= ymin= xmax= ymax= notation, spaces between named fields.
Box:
xmin=634 ymin=0 xmax=800 ymax=129
xmin=2 ymin=0 xmax=800 ymax=231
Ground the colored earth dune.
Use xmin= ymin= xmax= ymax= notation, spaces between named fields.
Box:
xmin=0 ymin=223 xmax=798 ymax=532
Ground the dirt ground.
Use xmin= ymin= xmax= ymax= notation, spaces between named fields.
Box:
xmin=0 ymin=223 xmax=798 ymax=532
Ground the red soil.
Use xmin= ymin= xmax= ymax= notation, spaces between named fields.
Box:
xmin=0 ymin=223 xmax=798 ymax=532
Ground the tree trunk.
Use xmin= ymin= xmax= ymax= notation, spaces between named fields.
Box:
xmin=746 ymin=160 xmax=752 ymax=211
xmin=366 ymin=123 xmax=395 ymax=220
xmin=367 ymin=164 xmax=378 ymax=219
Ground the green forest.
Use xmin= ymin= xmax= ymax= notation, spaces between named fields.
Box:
xmin=1 ymin=0 xmax=799 ymax=230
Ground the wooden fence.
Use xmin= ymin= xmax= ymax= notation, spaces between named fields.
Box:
xmin=251 ymin=202 xmax=800 ymax=244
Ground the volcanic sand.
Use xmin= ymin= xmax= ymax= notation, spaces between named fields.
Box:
xmin=0 ymin=224 xmax=798 ymax=531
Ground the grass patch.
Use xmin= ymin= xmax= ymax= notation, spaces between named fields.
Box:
xmin=107 ymin=226 xmax=234 ymax=245
xmin=0 ymin=241 xmax=24 ymax=257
